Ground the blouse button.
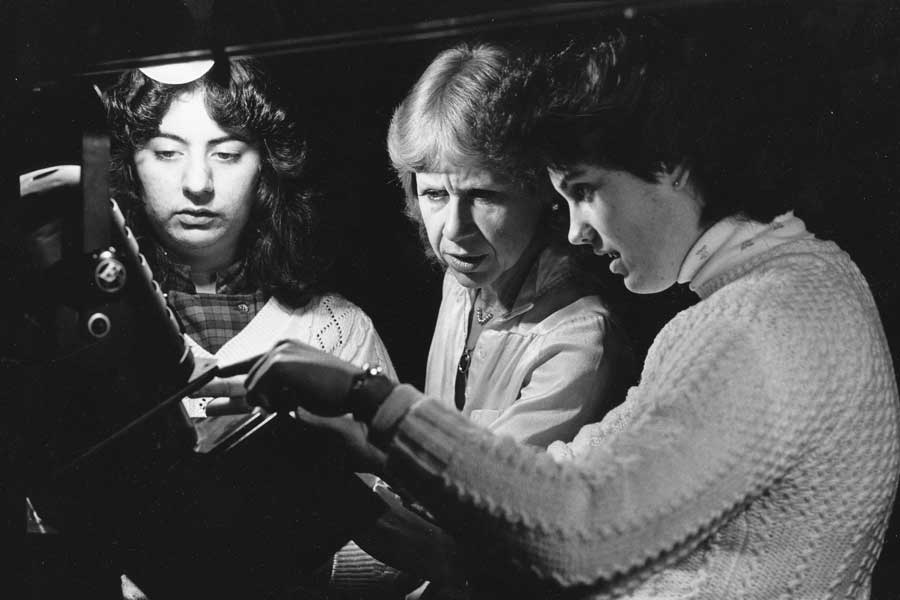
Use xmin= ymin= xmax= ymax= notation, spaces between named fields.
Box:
xmin=236 ymin=303 xmax=250 ymax=313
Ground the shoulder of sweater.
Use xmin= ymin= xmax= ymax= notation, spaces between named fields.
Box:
xmin=713 ymin=250 xmax=858 ymax=312
xmin=658 ymin=245 xmax=870 ymax=360
xmin=696 ymin=238 xmax=850 ymax=299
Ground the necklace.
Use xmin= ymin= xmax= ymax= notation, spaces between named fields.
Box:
xmin=474 ymin=306 xmax=494 ymax=326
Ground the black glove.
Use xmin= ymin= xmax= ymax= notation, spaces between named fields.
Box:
xmin=244 ymin=339 xmax=359 ymax=416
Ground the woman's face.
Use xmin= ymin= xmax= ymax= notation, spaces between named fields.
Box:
xmin=133 ymin=90 xmax=261 ymax=271
xmin=416 ymin=166 xmax=544 ymax=292
xmin=549 ymin=164 xmax=703 ymax=294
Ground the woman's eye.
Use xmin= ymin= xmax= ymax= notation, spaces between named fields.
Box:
xmin=420 ymin=190 xmax=448 ymax=203
xmin=473 ymin=193 xmax=500 ymax=206
xmin=212 ymin=152 xmax=241 ymax=162
xmin=570 ymin=184 xmax=594 ymax=202
xmin=154 ymin=150 xmax=181 ymax=160
xmin=454 ymin=187 xmax=499 ymax=206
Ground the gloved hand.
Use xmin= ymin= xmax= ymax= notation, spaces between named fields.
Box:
xmin=244 ymin=339 xmax=360 ymax=416
xmin=243 ymin=339 xmax=390 ymax=473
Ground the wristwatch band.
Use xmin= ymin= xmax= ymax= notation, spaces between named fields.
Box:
xmin=348 ymin=363 xmax=396 ymax=423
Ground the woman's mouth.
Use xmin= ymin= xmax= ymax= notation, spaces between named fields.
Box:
xmin=594 ymin=248 xmax=620 ymax=260
xmin=593 ymin=248 xmax=625 ymax=274
xmin=443 ymin=252 xmax=486 ymax=273
xmin=177 ymin=209 xmax=217 ymax=226
xmin=607 ymin=252 xmax=626 ymax=275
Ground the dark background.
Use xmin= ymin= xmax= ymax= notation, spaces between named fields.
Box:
xmin=4 ymin=0 xmax=900 ymax=597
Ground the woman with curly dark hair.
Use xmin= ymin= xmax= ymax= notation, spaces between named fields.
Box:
xmin=103 ymin=58 xmax=395 ymax=394
xmin=101 ymin=57 xmax=396 ymax=599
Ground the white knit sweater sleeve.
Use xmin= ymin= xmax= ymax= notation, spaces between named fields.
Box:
xmin=373 ymin=298 xmax=832 ymax=591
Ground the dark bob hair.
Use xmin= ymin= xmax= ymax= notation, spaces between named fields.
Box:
xmin=103 ymin=58 xmax=332 ymax=307
xmin=510 ymin=20 xmax=834 ymax=226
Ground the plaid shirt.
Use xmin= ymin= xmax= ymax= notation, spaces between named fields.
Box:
xmin=163 ymin=260 xmax=268 ymax=353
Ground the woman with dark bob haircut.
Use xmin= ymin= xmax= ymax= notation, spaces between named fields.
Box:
xmin=237 ymin=20 xmax=897 ymax=600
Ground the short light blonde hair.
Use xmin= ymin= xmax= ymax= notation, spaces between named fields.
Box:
xmin=387 ymin=42 xmax=552 ymax=256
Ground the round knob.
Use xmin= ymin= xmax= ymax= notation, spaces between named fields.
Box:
xmin=87 ymin=312 xmax=111 ymax=338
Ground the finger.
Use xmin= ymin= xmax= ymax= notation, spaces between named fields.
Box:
xmin=243 ymin=343 xmax=357 ymax=415
xmin=245 ymin=341 xmax=298 ymax=387
xmin=192 ymin=374 xmax=247 ymax=398
xmin=245 ymin=341 xmax=319 ymax=390
xmin=204 ymin=396 xmax=251 ymax=416
xmin=247 ymin=360 xmax=302 ymax=412
xmin=270 ymin=339 xmax=320 ymax=354
xmin=245 ymin=348 xmax=287 ymax=391
xmin=294 ymin=405 xmax=352 ymax=426
xmin=217 ymin=354 xmax=264 ymax=378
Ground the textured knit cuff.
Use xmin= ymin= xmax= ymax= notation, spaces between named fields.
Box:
xmin=368 ymin=384 xmax=423 ymax=448
xmin=386 ymin=397 xmax=477 ymax=479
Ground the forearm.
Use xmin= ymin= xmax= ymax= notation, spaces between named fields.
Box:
xmin=373 ymin=395 xmax=614 ymax=585
xmin=368 ymin=338 xmax=796 ymax=588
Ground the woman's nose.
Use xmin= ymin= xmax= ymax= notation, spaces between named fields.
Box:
xmin=567 ymin=208 xmax=592 ymax=246
xmin=182 ymin=157 xmax=213 ymax=200
xmin=442 ymin=196 xmax=472 ymax=240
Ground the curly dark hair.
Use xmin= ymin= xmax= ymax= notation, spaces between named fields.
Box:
xmin=496 ymin=19 xmax=834 ymax=227
xmin=103 ymin=58 xmax=332 ymax=307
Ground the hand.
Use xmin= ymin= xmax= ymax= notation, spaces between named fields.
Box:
xmin=187 ymin=373 xmax=252 ymax=416
xmin=245 ymin=340 xmax=359 ymax=416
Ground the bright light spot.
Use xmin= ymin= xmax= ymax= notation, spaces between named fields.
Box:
xmin=139 ymin=60 xmax=215 ymax=85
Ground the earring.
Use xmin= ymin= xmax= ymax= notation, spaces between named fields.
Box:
xmin=673 ymin=176 xmax=682 ymax=189
xmin=551 ymin=202 xmax=560 ymax=212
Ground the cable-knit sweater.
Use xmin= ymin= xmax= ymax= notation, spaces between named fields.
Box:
xmin=371 ymin=237 xmax=900 ymax=599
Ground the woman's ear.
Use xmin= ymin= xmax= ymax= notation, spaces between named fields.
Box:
xmin=662 ymin=162 xmax=690 ymax=190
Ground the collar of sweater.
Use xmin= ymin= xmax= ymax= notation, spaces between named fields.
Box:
xmin=676 ymin=211 xmax=814 ymax=297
